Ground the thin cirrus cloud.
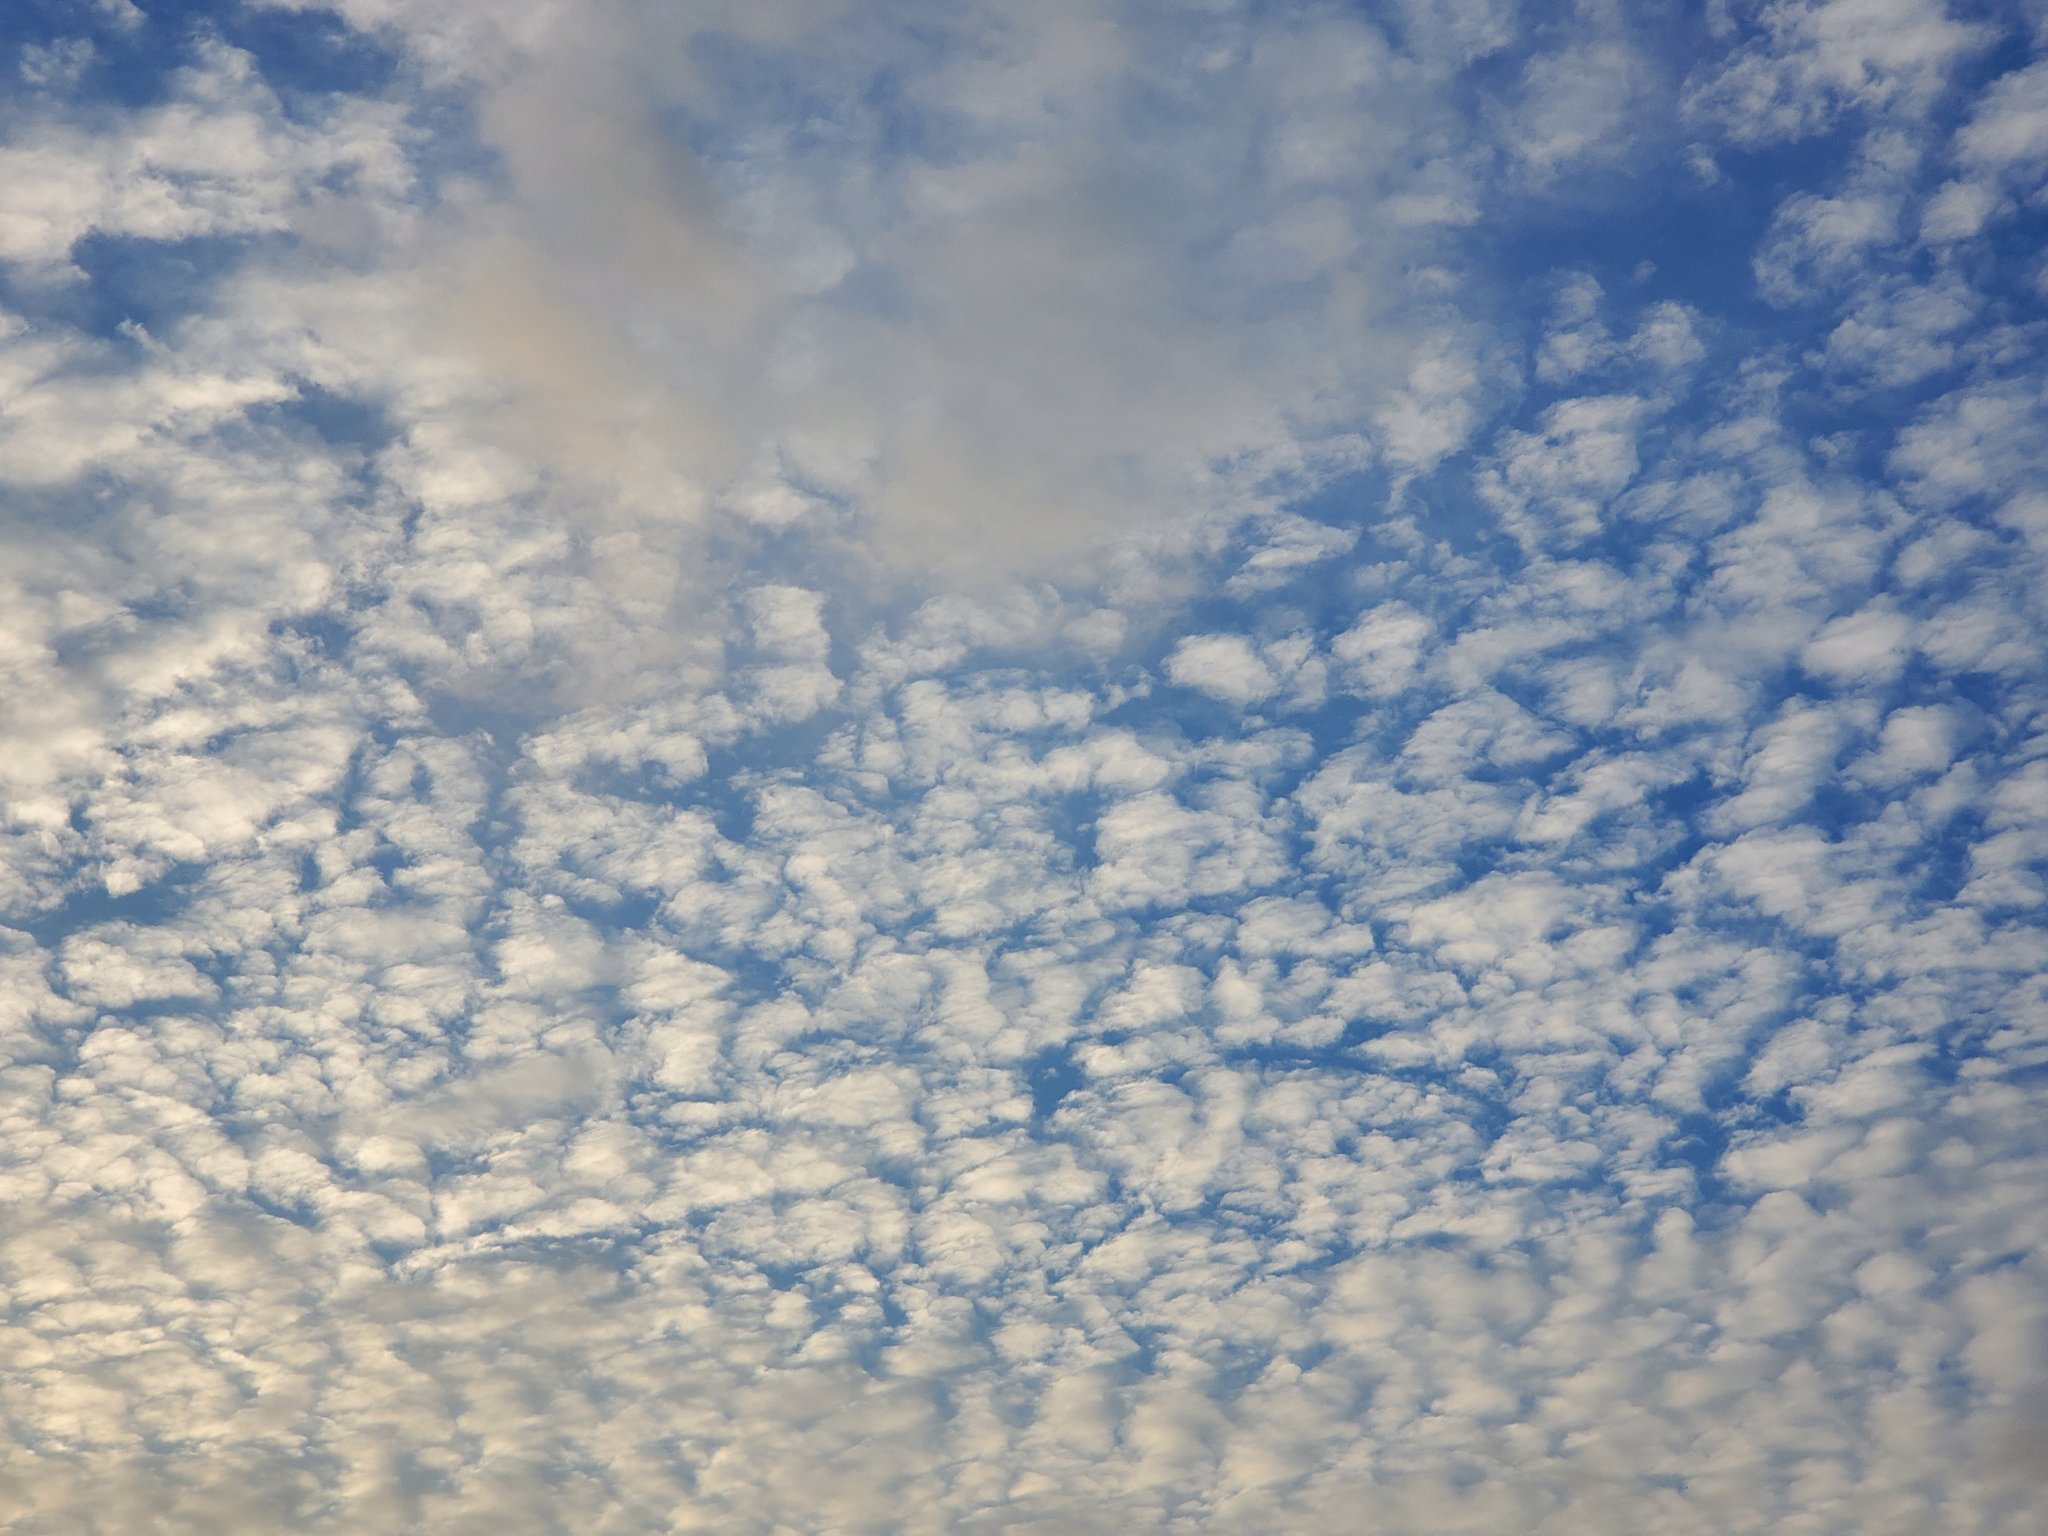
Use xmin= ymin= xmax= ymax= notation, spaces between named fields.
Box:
xmin=0 ymin=1 xmax=2045 ymax=1533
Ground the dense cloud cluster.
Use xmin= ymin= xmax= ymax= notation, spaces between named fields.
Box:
xmin=1 ymin=1 xmax=2045 ymax=1531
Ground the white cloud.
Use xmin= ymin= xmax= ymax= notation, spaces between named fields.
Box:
xmin=1754 ymin=190 xmax=1900 ymax=303
xmin=1891 ymin=377 xmax=2047 ymax=509
xmin=1331 ymin=602 xmax=1434 ymax=696
xmin=1684 ymin=0 xmax=1994 ymax=144
xmin=1956 ymin=58 xmax=2048 ymax=178
xmin=1165 ymin=632 xmax=1278 ymax=706
xmin=1511 ymin=38 xmax=1651 ymax=175
xmin=1850 ymin=703 xmax=1959 ymax=786
xmin=1802 ymin=601 xmax=1914 ymax=681
xmin=0 ymin=40 xmax=409 ymax=270
xmin=1480 ymin=394 xmax=1651 ymax=546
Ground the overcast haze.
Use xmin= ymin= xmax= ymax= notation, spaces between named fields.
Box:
xmin=2 ymin=1 xmax=2046 ymax=1531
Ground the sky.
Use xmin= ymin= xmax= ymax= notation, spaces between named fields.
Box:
xmin=1 ymin=0 xmax=2046 ymax=1531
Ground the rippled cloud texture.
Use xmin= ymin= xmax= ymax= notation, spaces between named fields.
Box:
xmin=3 ymin=1 xmax=2046 ymax=1530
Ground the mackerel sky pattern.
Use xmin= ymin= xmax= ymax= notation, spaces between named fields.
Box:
xmin=1 ymin=2 xmax=2046 ymax=1532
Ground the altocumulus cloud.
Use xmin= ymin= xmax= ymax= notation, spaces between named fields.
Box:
xmin=1 ymin=1 xmax=2046 ymax=1532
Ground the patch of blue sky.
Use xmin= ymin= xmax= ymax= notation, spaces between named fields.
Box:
xmin=0 ymin=231 xmax=250 ymax=340
xmin=24 ymin=0 xmax=396 ymax=111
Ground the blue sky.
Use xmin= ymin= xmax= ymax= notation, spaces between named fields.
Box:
xmin=1 ymin=1 xmax=2046 ymax=1531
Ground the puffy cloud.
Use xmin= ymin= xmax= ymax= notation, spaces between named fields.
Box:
xmin=1684 ymin=0 xmax=1995 ymax=143
xmin=1165 ymin=633 xmax=1279 ymax=707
